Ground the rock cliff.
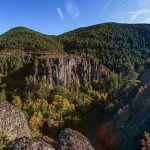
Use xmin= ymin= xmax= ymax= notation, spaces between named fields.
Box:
xmin=34 ymin=57 xmax=102 ymax=86
xmin=0 ymin=54 xmax=104 ymax=86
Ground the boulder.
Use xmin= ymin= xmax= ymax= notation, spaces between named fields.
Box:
xmin=13 ymin=137 xmax=55 ymax=150
xmin=0 ymin=101 xmax=31 ymax=140
xmin=56 ymin=128 xmax=94 ymax=150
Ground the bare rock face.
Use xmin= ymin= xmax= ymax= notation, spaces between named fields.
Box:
xmin=56 ymin=128 xmax=95 ymax=150
xmin=13 ymin=137 xmax=55 ymax=150
xmin=0 ymin=101 xmax=31 ymax=140
xmin=34 ymin=58 xmax=102 ymax=86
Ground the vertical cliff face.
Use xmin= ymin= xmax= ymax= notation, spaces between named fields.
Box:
xmin=34 ymin=57 xmax=102 ymax=86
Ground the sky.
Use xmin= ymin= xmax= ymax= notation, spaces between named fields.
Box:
xmin=0 ymin=0 xmax=150 ymax=35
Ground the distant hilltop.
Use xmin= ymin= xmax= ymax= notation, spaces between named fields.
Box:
xmin=0 ymin=23 xmax=150 ymax=55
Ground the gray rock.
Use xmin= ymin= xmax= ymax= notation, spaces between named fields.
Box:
xmin=0 ymin=101 xmax=31 ymax=140
xmin=56 ymin=128 xmax=94 ymax=150
xmin=13 ymin=137 xmax=55 ymax=150
xmin=34 ymin=58 xmax=102 ymax=86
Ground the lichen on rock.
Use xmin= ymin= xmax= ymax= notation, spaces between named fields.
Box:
xmin=0 ymin=101 xmax=31 ymax=140
xmin=56 ymin=128 xmax=95 ymax=150
xmin=13 ymin=137 xmax=55 ymax=150
xmin=0 ymin=101 xmax=95 ymax=150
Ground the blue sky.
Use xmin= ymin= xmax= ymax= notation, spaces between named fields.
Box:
xmin=0 ymin=0 xmax=150 ymax=35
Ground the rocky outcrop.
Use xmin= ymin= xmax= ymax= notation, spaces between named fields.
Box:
xmin=34 ymin=58 xmax=103 ymax=86
xmin=13 ymin=128 xmax=95 ymax=150
xmin=56 ymin=128 xmax=94 ymax=150
xmin=0 ymin=101 xmax=94 ymax=150
xmin=0 ymin=101 xmax=31 ymax=140
xmin=13 ymin=137 xmax=55 ymax=150
xmin=13 ymin=129 xmax=94 ymax=150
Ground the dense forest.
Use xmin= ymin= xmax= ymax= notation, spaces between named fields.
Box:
xmin=0 ymin=27 xmax=63 ymax=52
xmin=1 ymin=23 xmax=150 ymax=149
xmin=1 ymin=23 xmax=150 ymax=73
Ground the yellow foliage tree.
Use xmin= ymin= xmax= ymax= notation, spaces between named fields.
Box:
xmin=49 ymin=95 xmax=75 ymax=116
xmin=90 ymin=90 xmax=107 ymax=101
xmin=48 ymin=95 xmax=75 ymax=128
xmin=12 ymin=96 xmax=22 ymax=109
xmin=32 ymin=99 xmax=41 ymax=111
xmin=29 ymin=112 xmax=43 ymax=129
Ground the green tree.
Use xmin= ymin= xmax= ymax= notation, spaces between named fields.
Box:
xmin=0 ymin=131 xmax=12 ymax=150
xmin=12 ymin=96 xmax=22 ymax=109
xmin=0 ymin=89 xmax=6 ymax=102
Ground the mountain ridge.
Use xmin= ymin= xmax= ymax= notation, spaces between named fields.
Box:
xmin=1 ymin=22 xmax=150 ymax=55
xmin=1 ymin=22 xmax=150 ymax=36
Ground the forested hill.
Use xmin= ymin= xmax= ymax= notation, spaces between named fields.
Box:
xmin=0 ymin=26 xmax=63 ymax=52
xmin=59 ymin=23 xmax=150 ymax=73
xmin=1 ymin=23 xmax=150 ymax=54
xmin=1 ymin=23 xmax=150 ymax=73
xmin=59 ymin=23 xmax=150 ymax=54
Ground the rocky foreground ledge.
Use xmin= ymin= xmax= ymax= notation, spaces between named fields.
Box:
xmin=0 ymin=101 xmax=94 ymax=150
xmin=0 ymin=101 xmax=31 ymax=140
xmin=56 ymin=128 xmax=94 ymax=150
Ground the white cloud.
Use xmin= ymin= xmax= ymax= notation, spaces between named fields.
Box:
xmin=57 ymin=8 xmax=64 ymax=20
xmin=130 ymin=9 xmax=150 ymax=20
xmin=65 ymin=0 xmax=80 ymax=19
xmin=100 ymin=0 xmax=112 ymax=15
xmin=110 ymin=0 xmax=150 ymax=23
